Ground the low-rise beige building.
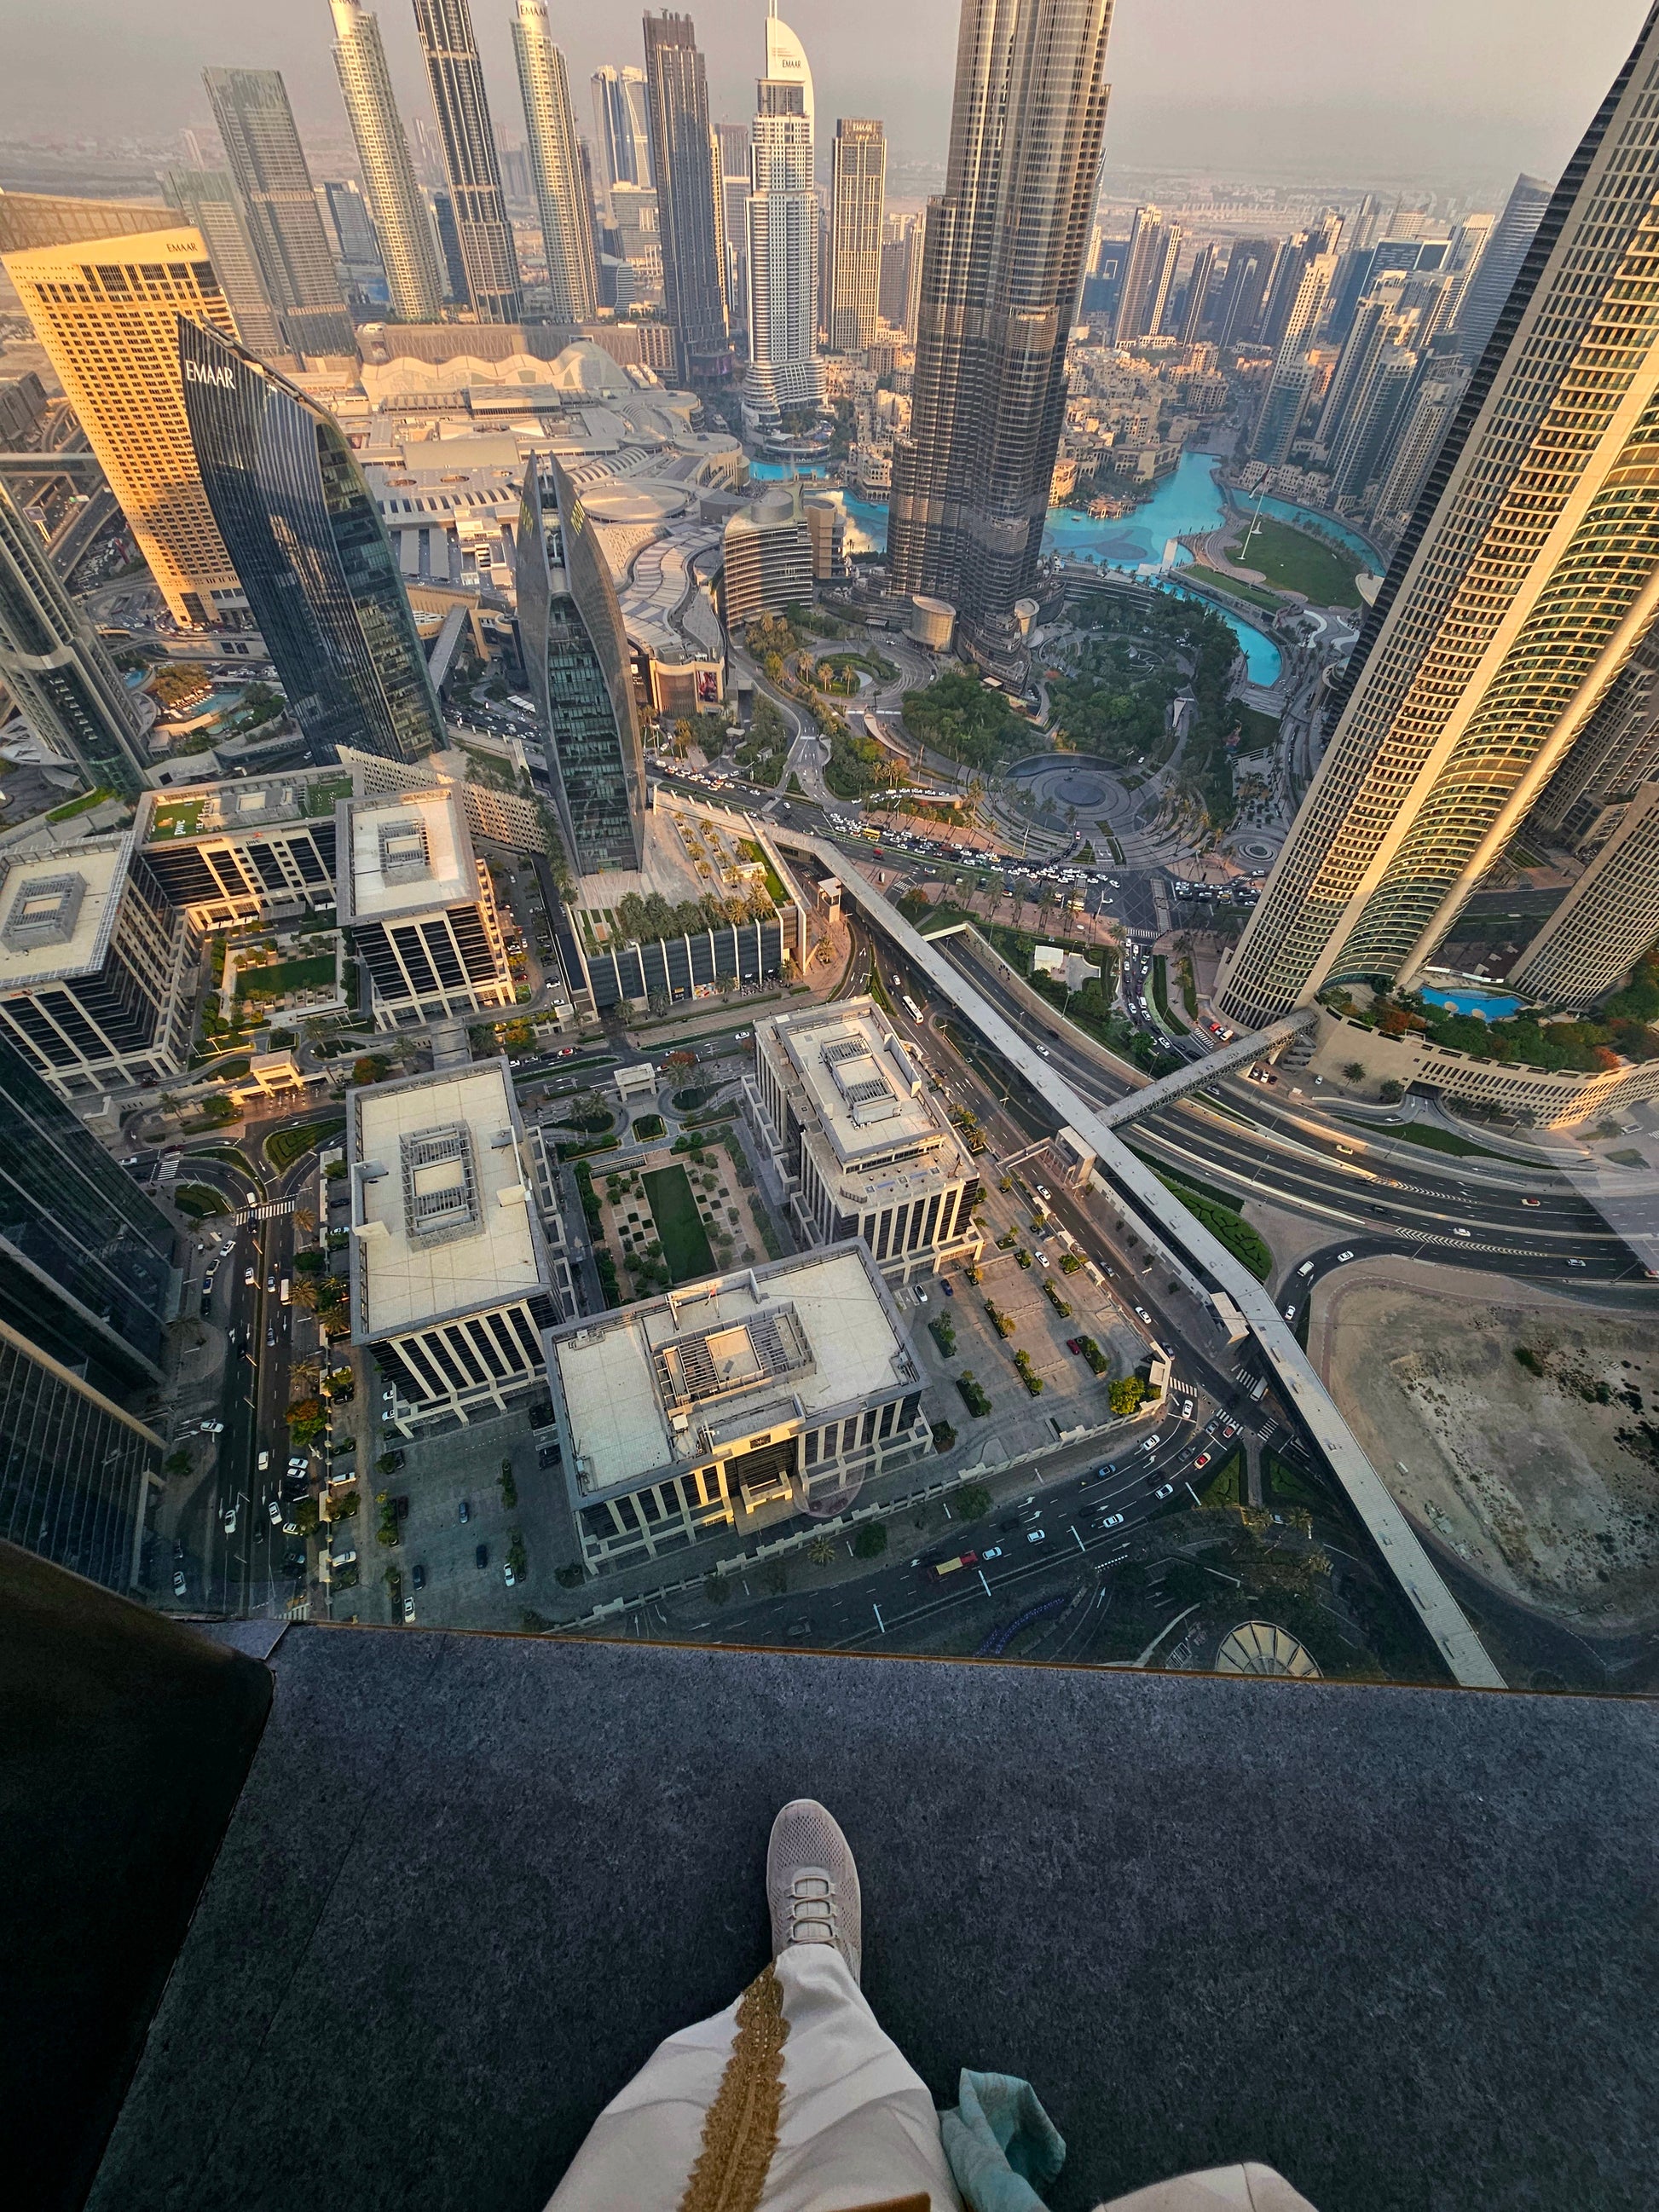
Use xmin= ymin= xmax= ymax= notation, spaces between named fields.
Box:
xmin=547 ymin=1243 xmax=929 ymax=1574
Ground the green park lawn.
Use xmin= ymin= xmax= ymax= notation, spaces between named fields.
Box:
xmin=642 ymin=1164 xmax=715 ymax=1283
xmin=1228 ymin=515 xmax=1361 ymax=605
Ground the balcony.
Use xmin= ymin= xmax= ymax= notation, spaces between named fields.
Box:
xmin=11 ymin=1539 xmax=1656 ymax=2212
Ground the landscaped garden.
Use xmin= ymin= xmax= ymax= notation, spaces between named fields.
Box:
xmin=1225 ymin=514 xmax=1362 ymax=605
xmin=641 ymin=1164 xmax=715 ymax=1283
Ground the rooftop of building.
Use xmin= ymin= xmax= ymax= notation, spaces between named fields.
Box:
xmin=569 ymin=806 xmax=793 ymax=935
xmin=549 ymin=1242 xmax=916 ymax=1494
xmin=138 ymin=766 xmax=354 ymax=845
xmin=764 ymin=996 xmax=964 ymax=1172
xmin=33 ymin=1561 xmax=1656 ymax=2212
xmin=0 ymin=831 xmax=131 ymax=989
xmin=347 ymin=1059 xmax=546 ymax=1340
xmin=336 ymin=785 xmax=476 ymax=926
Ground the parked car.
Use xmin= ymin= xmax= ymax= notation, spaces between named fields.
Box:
xmin=332 ymin=1550 xmax=357 ymax=1569
xmin=172 ymin=1568 xmax=188 ymax=1598
xmin=459 ymin=1499 xmax=471 ymax=1523
xmin=1066 ymin=1337 xmax=1082 ymax=1354
xmin=412 ymin=1563 xmax=425 ymax=1591
xmin=939 ymin=1279 xmax=954 ymax=1297
xmin=268 ymin=1498 xmax=282 ymax=1526
xmin=475 ymin=1544 xmax=489 ymax=1571
xmin=402 ymin=1596 xmax=416 ymax=1622
xmin=504 ymin=1561 xmax=517 ymax=1587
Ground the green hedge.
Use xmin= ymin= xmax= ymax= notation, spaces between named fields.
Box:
xmin=1157 ymin=1174 xmax=1273 ymax=1280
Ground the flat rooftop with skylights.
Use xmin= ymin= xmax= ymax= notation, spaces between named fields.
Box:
xmin=337 ymin=786 xmax=475 ymax=927
xmin=347 ymin=1060 xmax=549 ymax=1342
xmin=549 ymin=1245 xmax=917 ymax=1499
xmin=0 ymin=835 xmax=130 ymax=988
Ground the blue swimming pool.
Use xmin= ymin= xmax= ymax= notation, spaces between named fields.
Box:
xmin=1419 ymin=985 xmax=1524 ymax=1019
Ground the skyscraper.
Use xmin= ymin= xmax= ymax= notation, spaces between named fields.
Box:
xmin=203 ymin=68 xmax=356 ymax=358
xmin=1454 ymin=173 xmax=1552 ymax=365
xmin=642 ymin=11 xmax=730 ymax=378
xmin=0 ymin=480 xmax=152 ymax=802
xmin=591 ymin=65 xmax=654 ymax=209
xmin=744 ymin=10 xmax=821 ymax=423
xmin=515 ymin=454 xmax=646 ymax=875
xmin=1217 ymin=11 xmax=1659 ymax=1026
xmin=717 ymin=119 xmax=752 ymax=334
xmin=1179 ymin=240 xmax=1218 ymax=344
xmin=1215 ymin=237 xmax=1275 ymax=349
xmin=330 ymin=0 xmax=446 ymax=324
xmin=3 ymin=218 xmax=240 ymax=627
xmin=1113 ymin=205 xmax=1171 ymax=344
xmin=412 ymin=0 xmax=522 ymax=322
xmin=1509 ymin=783 xmax=1659 ymax=1007
xmin=829 ymin=118 xmax=886 ymax=354
xmin=888 ymin=0 xmax=1113 ymax=658
xmin=180 ymin=321 xmax=443 ymax=765
xmin=512 ymin=0 xmax=598 ymax=324
xmin=0 ymin=1027 xmax=174 ymax=1591
xmin=159 ymin=169 xmax=287 ymax=361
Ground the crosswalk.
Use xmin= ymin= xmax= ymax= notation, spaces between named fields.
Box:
xmin=234 ymin=1198 xmax=296 ymax=1225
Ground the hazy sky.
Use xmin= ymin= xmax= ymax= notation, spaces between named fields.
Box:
xmin=1 ymin=0 xmax=1650 ymax=196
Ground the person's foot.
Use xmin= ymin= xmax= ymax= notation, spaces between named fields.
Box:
xmin=766 ymin=1799 xmax=862 ymax=1983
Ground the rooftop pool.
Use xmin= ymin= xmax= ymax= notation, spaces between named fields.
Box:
xmin=1419 ymin=985 xmax=1525 ymax=1019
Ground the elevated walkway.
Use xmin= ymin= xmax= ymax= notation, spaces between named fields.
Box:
xmin=1097 ymin=1009 xmax=1316 ymax=1124
xmin=682 ymin=800 xmax=1503 ymax=1687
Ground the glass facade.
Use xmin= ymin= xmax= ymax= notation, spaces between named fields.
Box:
xmin=642 ymin=12 xmax=730 ymax=373
xmin=0 ymin=1334 xmax=159 ymax=1593
xmin=412 ymin=0 xmax=522 ymax=323
xmin=1219 ymin=17 xmax=1659 ymax=1025
xmin=181 ymin=320 xmax=444 ymax=766
xmin=203 ymin=67 xmax=356 ymax=359
xmin=515 ymin=457 xmax=645 ymax=875
xmin=0 ymin=1027 xmax=176 ymax=1399
xmin=0 ymin=478 xmax=149 ymax=800
xmin=888 ymin=0 xmax=1113 ymax=643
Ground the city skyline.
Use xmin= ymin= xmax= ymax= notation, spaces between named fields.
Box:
xmin=0 ymin=1 xmax=1646 ymax=202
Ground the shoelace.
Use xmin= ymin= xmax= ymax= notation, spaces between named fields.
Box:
xmin=786 ymin=1873 xmax=838 ymax=1943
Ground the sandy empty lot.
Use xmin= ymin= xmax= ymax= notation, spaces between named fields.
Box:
xmin=1314 ymin=1263 xmax=1659 ymax=1631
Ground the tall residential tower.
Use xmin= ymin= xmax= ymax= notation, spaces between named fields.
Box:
xmin=3 ymin=215 xmax=241 ymax=627
xmin=829 ymin=118 xmax=886 ymax=354
xmin=642 ymin=11 xmax=729 ymax=377
xmin=1217 ymin=9 xmax=1659 ymax=1025
xmin=412 ymin=0 xmax=522 ymax=321
xmin=512 ymin=0 xmax=598 ymax=324
xmin=744 ymin=10 xmax=821 ymax=424
xmin=591 ymin=65 xmax=653 ymax=210
xmin=330 ymin=0 xmax=446 ymax=324
xmin=888 ymin=0 xmax=1113 ymax=662
xmin=203 ymin=67 xmax=356 ymax=358
xmin=0 ymin=481 xmax=153 ymax=801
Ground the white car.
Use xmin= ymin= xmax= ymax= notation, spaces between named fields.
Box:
xmin=1153 ymin=1482 xmax=1176 ymax=1500
xmin=402 ymin=1596 xmax=416 ymax=1621
xmin=1454 ymin=1227 xmax=1472 ymax=1239
xmin=1284 ymin=1303 xmax=1297 ymax=1320
xmin=1142 ymin=1433 xmax=1163 ymax=1453
xmin=504 ymin=1561 xmax=517 ymax=1586
xmin=1026 ymin=1528 xmax=1048 ymax=1545
xmin=172 ymin=1568 xmax=188 ymax=1598
xmin=1100 ymin=1511 xmax=1125 ymax=1529
xmin=222 ymin=1505 xmax=237 ymax=1535
xmin=1298 ymin=1261 xmax=1315 ymax=1277
xmin=257 ymin=1448 xmax=270 ymax=1473
xmin=1336 ymin=1250 xmax=1356 ymax=1264
xmin=268 ymin=1498 xmax=282 ymax=1525
xmin=199 ymin=1419 xmax=224 ymax=1435
xmin=980 ymin=1545 xmax=1003 ymax=1561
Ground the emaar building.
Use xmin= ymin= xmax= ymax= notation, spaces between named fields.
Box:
xmin=179 ymin=320 xmax=444 ymax=766
xmin=515 ymin=454 xmax=645 ymax=875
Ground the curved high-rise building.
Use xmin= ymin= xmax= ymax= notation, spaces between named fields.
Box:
xmin=330 ymin=0 xmax=445 ymax=324
xmin=1217 ymin=8 xmax=1659 ymax=1027
xmin=412 ymin=0 xmax=522 ymax=322
xmin=888 ymin=0 xmax=1113 ymax=661
xmin=511 ymin=0 xmax=598 ymax=324
xmin=744 ymin=10 xmax=820 ymax=420
xmin=180 ymin=320 xmax=443 ymax=765
xmin=0 ymin=481 xmax=153 ymax=802
xmin=515 ymin=455 xmax=645 ymax=875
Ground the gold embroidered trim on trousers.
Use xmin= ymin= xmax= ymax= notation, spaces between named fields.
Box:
xmin=677 ymin=1964 xmax=791 ymax=2212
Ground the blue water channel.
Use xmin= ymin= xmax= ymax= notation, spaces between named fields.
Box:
xmin=748 ymin=451 xmax=1284 ymax=684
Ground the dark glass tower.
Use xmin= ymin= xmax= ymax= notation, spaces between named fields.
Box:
xmin=0 ymin=479 xmax=151 ymax=801
xmin=888 ymin=0 xmax=1113 ymax=659
xmin=180 ymin=321 xmax=443 ymax=765
xmin=412 ymin=0 xmax=523 ymax=323
xmin=0 ymin=1025 xmax=171 ymax=1589
xmin=0 ymin=1026 xmax=175 ymax=1400
xmin=516 ymin=455 xmax=645 ymax=874
xmin=203 ymin=67 xmax=357 ymax=358
xmin=641 ymin=11 xmax=730 ymax=377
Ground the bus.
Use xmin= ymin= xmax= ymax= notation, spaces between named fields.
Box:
xmin=901 ymin=995 xmax=925 ymax=1025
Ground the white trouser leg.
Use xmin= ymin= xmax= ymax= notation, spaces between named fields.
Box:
xmin=544 ymin=1946 xmax=962 ymax=2212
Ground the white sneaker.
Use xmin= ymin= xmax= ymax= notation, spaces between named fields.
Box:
xmin=766 ymin=1798 xmax=862 ymax=1984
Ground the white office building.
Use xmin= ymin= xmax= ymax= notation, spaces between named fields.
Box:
xmin=336 ymin=785 xmax=516 ymax=1030
xmin=346 ymin=1059 xmax=557 ymax=1433
xmin=750 ymin=997 xmax=983 ymax=1284
xmin=547 ymin=1243 xmax=929 ymax=1574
